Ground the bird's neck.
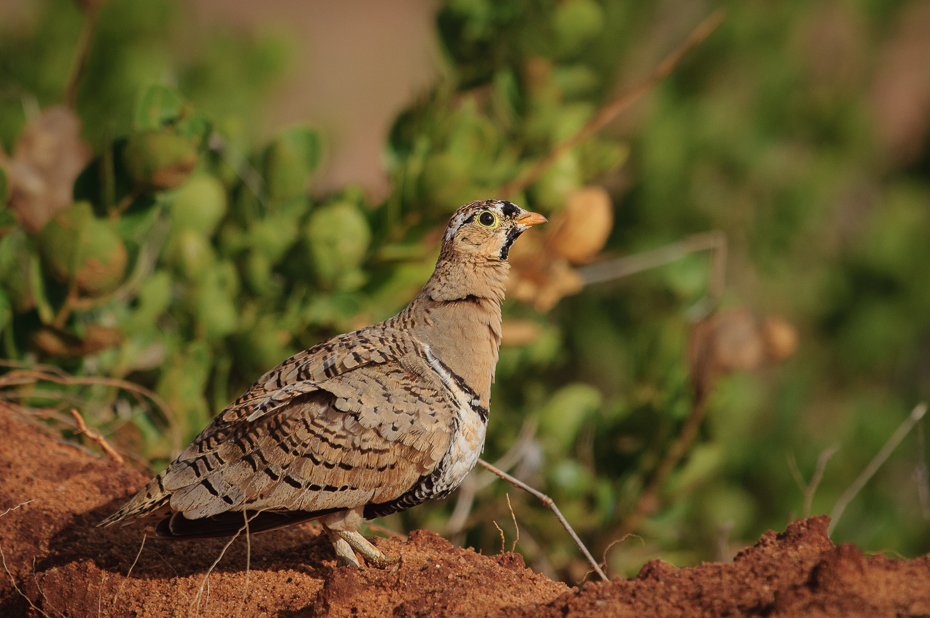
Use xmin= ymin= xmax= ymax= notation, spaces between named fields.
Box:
xmin=393 ymin=255 xmax=509 ymax=408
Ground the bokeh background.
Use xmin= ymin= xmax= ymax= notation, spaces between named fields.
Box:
xmin=2 ymin=0 xmax=929 ymax=582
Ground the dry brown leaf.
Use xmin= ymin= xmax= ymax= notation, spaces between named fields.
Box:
xmin=762 ymin=315 xmax=799 ymax=361
xmin=546 ymin=186 xmax=614 ymax=264
xmin=506 ymin=186 xmax=613 ymax=311
xmin=7 ymin=106 xmax=91 ymax=234
xmin=688 ymin=309 xmax=799 ymax=397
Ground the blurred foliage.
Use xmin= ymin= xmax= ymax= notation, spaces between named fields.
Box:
xmin=2 ymin=0 xmax=930 ymax=583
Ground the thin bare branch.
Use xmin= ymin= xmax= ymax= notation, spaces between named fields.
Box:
xmin=829 ymin=403 xmax=928 ymax=536
xmin=500 ymin=10 xmax=725 ymax=198
xmin=614 ymin=392 xmax=710 ymax=541
xmin=64 ymin=2 xmax=99 ymax=108
xmin=477 ymin=458 xmax=608 ymax=582
xmin=577 ymin=231 xmax=727 ymax=304
xmin=70 ymin=408 xmax=125 ymax=465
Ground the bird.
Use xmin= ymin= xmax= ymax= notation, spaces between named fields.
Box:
xmin=99 ymin=199 xmax=546 ymax=567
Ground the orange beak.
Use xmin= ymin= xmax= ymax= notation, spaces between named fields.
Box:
xmin=517 ymin=212 xmax=548 ymax=227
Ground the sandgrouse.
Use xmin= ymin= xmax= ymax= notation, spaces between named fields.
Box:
xmin=100 ymin=199 xmax=546 ymax=567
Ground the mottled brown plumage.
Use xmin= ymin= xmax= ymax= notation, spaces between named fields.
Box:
xmin=99 ymin=199 xmax=545 ymax=567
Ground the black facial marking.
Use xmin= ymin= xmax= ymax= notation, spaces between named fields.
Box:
xmin=500 ymin=201 xmax=519 ymax=218
xmin=499 ymin=227 xmax=523 ymax=260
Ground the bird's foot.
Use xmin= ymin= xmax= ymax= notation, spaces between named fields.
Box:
xmin=324 ymin=527 xmax=397 ymax=568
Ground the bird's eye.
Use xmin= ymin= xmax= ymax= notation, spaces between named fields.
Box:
xmin=477 ymin=211 xmax=498 ymax=228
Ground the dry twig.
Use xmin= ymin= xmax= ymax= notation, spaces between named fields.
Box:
xmin=614 ymin=392 xmax=710 ymax=541
xmin=829 ymin=403 xmax=928 ymax=536
xmin=70 ymin=408 xmax=125 ymax=465
xmin=493 ymin=521 xmax=506 ymax=554
xmin=499 ymin=10 xmax=725 ymax=198
xmin=477 ymin=458 xmax=608 ymax=581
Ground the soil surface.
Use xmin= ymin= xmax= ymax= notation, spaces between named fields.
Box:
xmin=2 ymin=404 xmax=930 ymax=617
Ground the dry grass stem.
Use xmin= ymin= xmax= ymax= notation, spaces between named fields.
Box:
xmin=0 ymin=499 xmax=35 ymax=519
xmin=1 ymin=545 xmax=53 ymax=618
xmin=237 ymin=512 xmax=251 ymax=618
xmin=829 ymin=402 xmax=928 ymax=536
xmin=477 ymin=458 xmax=608 ymax=582
xmin=113 ymin=534 xmax=146 ymax=606
xmin=807 ymin=447 xmax=839 ymax=518
xmin=787 ymin=446 xmax=839 ymax=519
xmin=493 ymin=521 xmax=506 ymax=554
xmin=70 ymin=408 xmax=125 ymax=465
xmin=0 ymin=362 xmax=181 ymax=454
xmin=31 ymin=557 xmax=63 ymax=618
xmin=506 ymin=494 xmax=520 ymax=552
xmin=499 ymin=10 xmax=725 ymax=198
xmin=914 ymin=422 xmax=930 ymax=519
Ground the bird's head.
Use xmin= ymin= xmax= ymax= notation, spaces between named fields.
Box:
xmin=441 ymin=199 xmax=547 ymax=262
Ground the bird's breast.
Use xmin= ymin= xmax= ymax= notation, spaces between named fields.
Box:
xmin=433 ymin=399 xmax=488 ymax=495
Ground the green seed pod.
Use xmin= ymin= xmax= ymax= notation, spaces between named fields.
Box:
xmin=263 ymin=127 xmax=322 ymax=202
xmin=170 ymin=174 xmax=228 ymax=235
xmin=37 ymin=201 xmax=127 ymax=296
xmin=304 ymin=201 xmax=371 ymax=289
xmin=74 ymin=217 xmax=128 ymax=296
xmin=171 ymin=228 xmax=216 ymax=280
xmin=122 ymin=130 xmax=198 ymax=190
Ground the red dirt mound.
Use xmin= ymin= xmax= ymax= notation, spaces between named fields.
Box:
xmin=1 ymin=404 xmax=929 ymax=617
